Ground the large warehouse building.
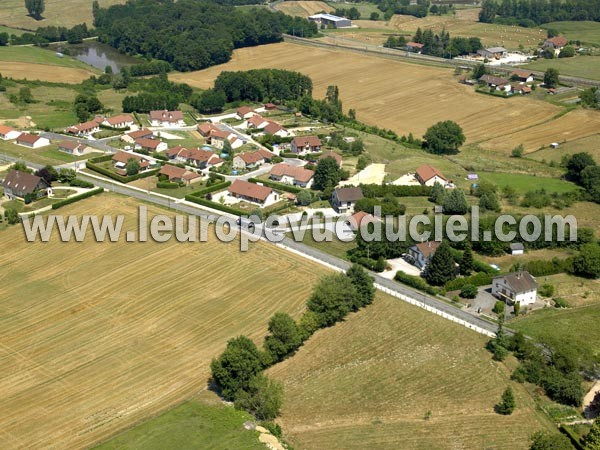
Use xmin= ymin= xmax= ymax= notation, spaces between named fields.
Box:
xmin=308 ymin=13 xmax=352 ymax=28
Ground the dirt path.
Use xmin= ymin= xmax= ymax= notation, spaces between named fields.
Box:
xmin=584 ymin=380 xmax=600 ymax=419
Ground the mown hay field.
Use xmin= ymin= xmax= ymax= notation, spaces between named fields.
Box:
xmin=267 ymin=293 xmax=554 ymax=450
xmin=0 ymin=194 xmax=325 ymax=450
xmin=274 ymin=1 xmax=332 ymax=18
xmin=0 ymin=0 xmax=124 ymax=30
xmin=170 ymin=42 xmax=598 ymax=152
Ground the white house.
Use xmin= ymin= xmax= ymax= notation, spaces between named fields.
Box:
xmin=0 ymin=125 xmax=21 ymax=140
xmin=492 ymin=271 xmax=537 ymax=305
xmin=270 ymin=163 xmax=314 ymax=188
xmin=236 ymin=106 xmax=256 ymax=120
xmin=16 ymin=133 xmax=50 ymax=148
xmin=58 ymin=140 xmax=89 ymax=156
xmin=330 ymin=187 xmax=363 ymax=214
xmin=233 ymin=152 xmax=265 ymax=170
xmin=135 ymin=138 xmax=168 ymax=152
xmin=102 ymin=114 xmax=135 ymax=129
xmin=407 ymin=241 xmax=441 ymax=270
xmin=510 ymin=243 xmax=524 ymax=255
xmin=149 ymin=110 xmax=185 ymax=127
xmin=229 ymin=179 xmax=279 ymax=206
xmin=415 ymin=164 xmax=449 ymax=187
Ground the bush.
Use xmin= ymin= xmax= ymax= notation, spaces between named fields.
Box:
xmin=234 ymin=374 xmax=283 ymax=421
xmin=156 ymin=181 xmax=179 ymax=189
xmin=444 ymin=272 xmax=492 ymax=291
xmin=394 ymin=271 xmax=439 ymax=296
xmin=51 ymin=187 xmax=104 ymax=210
xmin=539 ymin=284 xmax=555 ymax=297
xmin=247 ymin=177 xmax=302 ymax=194
xmin=460 ymin=284 xmax=478 ymax=298
xmin=554 ymin=297 xmax=570 ymax=308
xmin=493 ymin=301 xmax=505 ymax=315
xmin=86 ymin=161 xmax=159 ymax=183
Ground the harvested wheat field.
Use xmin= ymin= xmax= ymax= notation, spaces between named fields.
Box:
xmin=171 ymin=42 xmax=593 ymax=150
xmin=274 ymin=1 xmax=333 ymax=18
xmin=0 ymin=194 xmax=326 ymax=450
xmin=268 ymin=293 xmax=554 ymax=450
xmin=0 ymin=62 xmax=94 ymax=83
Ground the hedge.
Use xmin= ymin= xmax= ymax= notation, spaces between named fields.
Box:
xmin=156 ymin=181 xmax=179 ymax=189
xmin=184 ymin=195 xmax=245 ymax=216
xmin=188 ymin=180 xmax=231 ymax=198
xmin=86 ymin=161 xmax=160 ymax=183
xmin=559 ymin=425 xmax=585 ymax=450
xmin=69 ymin=178 xmax=94 ymax=188
xmin=361 ymin=184 xmax=432 ymax=198
xmin=444 ymin=272 xmax=493 ymax=291
xmin=394 ymin=271 xmax=438 ymax=295
xmin=51 ymin=187 xmax=104 ymax=210
xmin=280 ymin=152 xmax=300 ymax=159
xmin=247 ymin=177 xmax=303 ymax=194
xmin=520 ymin=258 xmax=573 ymax=276
xmin=89 ymin=154 xmax=113 ymax=163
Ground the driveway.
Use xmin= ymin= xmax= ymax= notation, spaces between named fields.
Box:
xmin=340 ymin=163 xmax=386 ymax=186
xmin=381 ymin=257 xmax=421 ymax=279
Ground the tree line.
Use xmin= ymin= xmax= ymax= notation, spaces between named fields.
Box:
xmin=479 ymin=0 xmax=600 ymax=26
xmin=391 ymin=27 xmax=483 ymax=58
xmin=210 ymin=265 xmax=375 ymax=421
xmin=93 ymin=0 xmax=318 ymax=72
xmin=8 ymin=23 xmax=92 ymax=45
xmin=122 ymin=73 xmax=193 ymax=113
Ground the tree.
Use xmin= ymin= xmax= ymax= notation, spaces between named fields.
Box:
xmin=18 ymin=87 xmax=33 ymax=104
xmin=558 ymin=45 xmax=575 ymax=58
xmin=125 ymin=158 xmax=140 ymax=176
xmin=429 ymin=181 xmax=445 ymax=204
xmin=370 ymin=11 xmax=380 ymax=20
xmin=0 ymin=32 xmax=9 ymax=46
xmin=210 ymin=336 xmax=263 ymax=400
xmin=511 ymin=144 xmax=524 ymax=158
xmin=566 ymin=152 xmax=596 ymax=183
xmin=307 ymin=273 xmax=359 ymax=327
xmin=425 ymin=241 xmax=455 ymax=286
xmin=479 ymin=192 xmax=501 ymax=212
xmin=544 ymin=68 xmax=560 ymax=88
xmin=529 ymin=431 xmax=573 ymax=450
xmin=496 ymin=386 xmax=516 ymax=415
xmin=573 ymin=243 xmax=600 ymax=278
xmin=460 ymin=243 xmax=474 ymax=275
xmin=192 ymin=88 xmax=226 ymax=114
xmin=25 ymin=0 xmax=45 ymax=19
xmin=4 ymin=208 xmax=19 ymax=225
xmin=580 ymin=165 xmax=600 ymax=203
xmin=423 ymin=120 xmax=465 ymax=154
xmin=234 ymin=374 xmax=283 ymax=421
xmin=442 ymin=189 xmax=468 ymax=215
xmin=312 ymin=157 xmax=341 ymax=191
xmin=584 ymin=417 xmax=600 ymax=449
xmin=472 ymin=63 xmax=487 ymax=79
xmin=223 ymin=139 xmax=233 ymax=159
xmin=346 ymin=264 xmax=375 ymax=309
xmin=263 ymin=312 xmax=301 ymax=363
xmin=35 ymin=165 xmax=58 ymax=184
xmin=460 ymin=284 xmax=478 ymax=298
xmin=296 ymin=189 xmax=312 ymax=206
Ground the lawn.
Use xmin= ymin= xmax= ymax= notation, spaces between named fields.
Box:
xmin=268 ymin=292 xmax=555 ymax=449
xmin=0 ymin=193 xmax=328 ymax=449
xmin=0 ymin=141 xmax=94 ymax=166
xmin=525 ymin=55 xmax=600 ymax=81
xmin=287 ymin=229 xmax=355 ymax=260
xmin=93 ymin=398 xmax=265 ymax=450
xmin=541 ymin=21 xmax=600 ymax=46
xmin=0 ymin=46 xmax=93 ymax=68
xmin=477 ymin=172 xmax=579 ymax=194
xmin=0 ymin=25 xmax=24 ymax=35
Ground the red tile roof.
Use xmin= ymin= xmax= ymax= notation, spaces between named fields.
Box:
xmin=16 ymin=133 xmax=42 ymax=145
xmin=407 ymin=41 xmax=424 ymax=48
xmin=413 ymin=240 xmax=441 ymax=259
xmin=127 ymin=128 xmax=153 ymax=140
xmin=105 ymin=114 xmax=134 ymax=126
xmin=197 ymin=122 xmax=219 ymax=136
xmin=270 ymin=163 xmax=314 ymax=183
xmin=149 ymin=110 xmax=184 ymax=123
xmin=229 ymin=179 xmax=272 ymax=202
xmin=546 ymin=36 xmax=568 ymax=47
xmin=292 ymin=135 xmax=321 ymax=148
xmin=112 ymin=151 xmax=150 ymax=168
xmin=236 ymin=106 xmax=255 ymax=117
xmin=0 ymin=125 xmax=18 ymax=136
xmin=264 ymin=121 xmax=286 ymax=135
xmin=415 ymin=164 xmax=448 ymax=183
xmin=236 ymin=152 xmax=264 ymax=165
xmin=135 ymin=138 xmax=162 ymax=150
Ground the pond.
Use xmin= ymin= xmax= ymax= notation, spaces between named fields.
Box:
xmin=52 ymin=40 xmax=139 ymax=73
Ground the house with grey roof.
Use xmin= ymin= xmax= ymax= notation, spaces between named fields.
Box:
xmin=492 ymin=271 xmax=537 ymax=305
xmin=1 ymin=170 xmax=49 ymax=200
xmin=330 ymin=187 xmax=363 ymax=213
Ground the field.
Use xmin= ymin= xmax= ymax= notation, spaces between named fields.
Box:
xmin=528 ymin=134 xmax=600 ymax=164
xmin=542 ymin=21 xmax=600 ymax=47
xmin=268 ymin=293 xmax=554 ymax=449
xmin=0 ymin=194 xmax=327 ymax=450
xmin=171 ymin=42 xmax=600 ymax=152
xmin=0 ymin=0 xmax=125 ymax=30
xmin=477 ymin=172 xmax=579 ymax=194
xmin=525 ymin=55 xmax=600 ymax=81
xmin=274 ymin=1 xmax=333 ymax=18
xmin=0 ymin=46 xmax=97 ymax=82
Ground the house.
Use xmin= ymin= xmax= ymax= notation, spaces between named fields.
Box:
xmin=135 ymin=138 xmax=168 ymax=152
xmin=247 ymin=115 xmax=269 ymax=129
xmin=236 ymin=106 xmax=256 ymax=120
xmin=209 ymin=129 xmax=231 ymax=150
xmin=511 ymin=70 xmax=535 ymax=83
xmin=158 ymin=164 xmax=201 ymax=185
xmin=492 ymin=271 xmax=537 ymax=305
xmin=348 ymin=211 xmax=380 ymax=230
xmin=264 ymin=121 xmax=289 ymax=137
xmin=510 ymin=242 xmax=524 ymax=255
xmin=122 ymin=128 xmax=153 ymax=144
xmin=330 ymin=186 xmax=363 ymax=213
xmin=308 ymin=13 xmax=352 ymax=29
xmin=58 ymin=140 xmax=88 ymax=156
xmin=543 ymin=36 xmax=568 ymax=50
xmin=407 ymin=241 xmax=441 ymax=270
xmin=197 ymin=122 xmax=219 ymax=137
xmin=264 ymin=102 xmax=277 ymax=110
xmin=1 ymin=170 xmax=49 ymax=200
xmin=15 ymin=133 xmax=50 ymax=148
xmin=166 ymin=147 xmax=221 ymax=169
xmin=112 ymin=151 xmax=151 ymax=172
xmin=477 ymin=47 xmax=507 ymax=59
xmin=229 ymin=179 xmax=278 ymax=206
xmin=66 ymin=119 xmax=101 ymax=136
xmin=233 ymin=152 xmax=265 ymax=170
xmin=291 ymin=135 xmax=322 ymax=154
xmin=270 ymin=163 xmax=314 ymax=188
xmin=256 ymin=148 xmax=276 ymax=162
xmin=0 ymin=125 xmax=21 ymax=140
xmin=406 ymin=42 xmax=424 ymax=53
xmin=102 ymin=114 xmax=134 ymax=129
xmin=415 ymin=164 xmax=449 ymax=187
xmin=511 ymin=84 xmax=532 ymax=95
xmin=149 ymin=110 xmax=185 ymax=126
xmin=319 ymin=151 xmax=342 ymax=167
xmin=479 ymin=74 xmax=511 ymax=92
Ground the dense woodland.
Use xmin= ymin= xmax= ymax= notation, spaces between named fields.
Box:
xmin=93 ymin=0 xmax=318 ymax=71
xmin=479 ymin=0 xmax=600 ymax=25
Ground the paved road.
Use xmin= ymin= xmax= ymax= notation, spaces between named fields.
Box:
xmin=41 ymin=132 xmax=120 ymax=153
xmin=77 ymin=171 xmax=502 ymax=336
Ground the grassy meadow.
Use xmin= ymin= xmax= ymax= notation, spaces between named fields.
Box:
xmin=525 ymin=55 xmax=600 ymax=81
xmin=541 ymin=21 xmax=600 ymax=46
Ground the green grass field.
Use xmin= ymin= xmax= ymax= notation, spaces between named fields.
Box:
xmin=525 ymin=55 xmax=600 ymax=81
xmin=0 ymin=25 xmax=24 ymax=35
xmin=0 ymin=140 xmax=95 ymax=166
xmin=541 ymin=21 xmax=600 ymax=46
xmin=0 ymin=45 xmax=95 ymax=69
xmin=93 ymin=399 xmax=265 ymax=450
xmin=478 ymin=171 xmax=579 ymax=194
xmin=327 ymin=1 xmax=382 ymax=19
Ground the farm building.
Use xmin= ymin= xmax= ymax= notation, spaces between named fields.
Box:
xmin=477 ymin=47 xmax=507 ymax=59
xmin=510 ymin=243 xmax=524 ymax=255
xmin=492 ymin=271 xmax=537 ymax=305
xmin=270 ymin=163 xmax=314 ymax=188
xmin=330 ymin=186 xmax=363 ymax=213
xmin=543 ymin=36 xmax=568 ymax=50
xmin=406 ymin=42 xmax=424 ymax=53
xmin=149 ymin=110 xmax=185 ymax=126
xmin=15 ymin=133 xmax=50 ymax=148
xmin=415 ymin=164 xmax=449 ymax=187
xmin=291 ymin=135 xmax=322 ymax=154
xmin=228 ymin=179 xmax=278 ymax=206
xmin=511 ymin=70 xmax=535 ymax=83
xmin=479 ymin=74 xmax=511 ymax=92
xmin=0 ymin=125 xmax=21 ymax=141
xmin=308 ymin=13 xmax=352 ymax=29
xmin=407 ymin=241 xmax=441 ymax=270
xmin=1 ymin=170 xmax=49 ymax=200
